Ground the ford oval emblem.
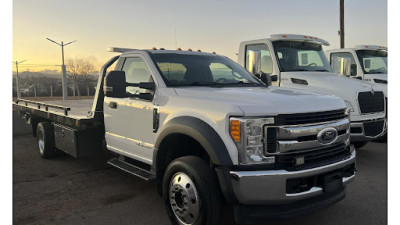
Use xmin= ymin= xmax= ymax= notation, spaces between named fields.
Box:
xmin=317 ymin=127 xmax=338 ymax=145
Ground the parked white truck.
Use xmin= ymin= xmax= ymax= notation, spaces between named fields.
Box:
xmin=326 ymin=45 xmax=387 ymax=88
xmin=14 ymin=48 xmax=356 ymax=225
xmin=326 ymin=45 xmax=388 ymax=142
xmin=238 ymin=34 xmax=386 ymax=148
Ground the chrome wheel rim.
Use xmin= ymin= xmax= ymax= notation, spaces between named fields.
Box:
xmin=169 ymin=172 xmax=200 ymax=225
xmin=38 ymin=131 xmax=45 ymax=155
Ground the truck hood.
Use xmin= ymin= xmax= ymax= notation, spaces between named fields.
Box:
xmin=280 ymin=71 xmax=380 ymax=101
xmin=173 ymin=86 xmax=346 ymax=116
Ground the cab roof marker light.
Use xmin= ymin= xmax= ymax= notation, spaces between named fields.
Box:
xmin=152 ymin=47 xmax=157 ymax=50
xmin=355 ymin=45 xmax=388 ymax=51
xmin=212 ymin=51 xmax=216 ymax=54
xmin=159 ymin=48 xmax=165 ymax=50
xmin=107 ymin=47 xmax=137 ymax=53
xmin=187 ymin=48 xmax=192 ymax=51
xmin=270 ymin=34 xmax=330 ymax=46
xmin=177 ymin=48 xmax=182 ymax=51
xmin=197 ymin=49 xmax=201 ymax=52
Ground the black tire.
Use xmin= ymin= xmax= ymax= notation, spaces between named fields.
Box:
xmin=353 ymin=141 xmax=368 ymax=149
xmin=36 ymin=122 xmax=56 ymax=159
xmin=162 ymin=156 xmax=221 ymax=225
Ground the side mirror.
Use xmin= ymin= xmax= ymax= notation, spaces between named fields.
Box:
xmin=331 ymin=57 xmax=351 ymax=76
xmin=104 ymin=71 xmax=126 ymax=98
xmin=260 ymin=73 xmax=272 ymax=86
xmin=270 ymin=75 xmax=278 ymax=82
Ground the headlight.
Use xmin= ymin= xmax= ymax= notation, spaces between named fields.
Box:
xmin=230 ymin=117 xmax=275 ymax=165
xmin=344 ymin=101 xmax=354 ymax=112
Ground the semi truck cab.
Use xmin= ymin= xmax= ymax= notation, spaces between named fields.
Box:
xmin=326 ymin=45 xmax=387 ymax=96
xmin=238 ymin=34 xmax=387 ymax=148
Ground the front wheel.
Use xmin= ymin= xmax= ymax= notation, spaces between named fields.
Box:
xmin=163 ymin=156 xmax=221 ymax=225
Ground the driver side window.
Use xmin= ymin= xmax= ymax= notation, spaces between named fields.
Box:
xmin=122 ymin=57 xmax=154 ymax=95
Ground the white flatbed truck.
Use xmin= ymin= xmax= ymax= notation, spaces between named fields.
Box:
xmin=14 ymin=47 xmax=356 ymax=224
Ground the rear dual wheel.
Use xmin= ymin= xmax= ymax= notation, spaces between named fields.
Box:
xmin=36 ymin=122 xmax=56 ymax=159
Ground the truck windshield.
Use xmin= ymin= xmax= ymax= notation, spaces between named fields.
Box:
xmin=356 ymin=50 xmax=387 ymax=74
xmin=272 ymin=41 xmax=332 ymax=72
xmin=149 ymin=53 xmax=264 ymax=87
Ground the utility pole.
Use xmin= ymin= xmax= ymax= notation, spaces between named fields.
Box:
xmin=46 ymin=38 xmax=76 ymax=100
xmin=340 ymin=0 xmax=345 ymax=48
xmin=14 ymin=59 xmax=27 ymax=99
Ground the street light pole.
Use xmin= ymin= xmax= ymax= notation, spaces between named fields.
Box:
xmin=14 ymin=59 xmax=26 ymax=99
xmin=46 ymin=38 xmax=76 ymax=100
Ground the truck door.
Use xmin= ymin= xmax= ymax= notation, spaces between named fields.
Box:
xmin=244 ymin=44 xmax=278 ymax=86
xmin=104 ymin=56 xmax=156 ymax=164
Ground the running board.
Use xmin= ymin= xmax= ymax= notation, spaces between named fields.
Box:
xmin=107 ymin=157 xmax=155 ymax=181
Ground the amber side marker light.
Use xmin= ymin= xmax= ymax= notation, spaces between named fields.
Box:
xmin=230 ymin=120 xmax=241 ymax=142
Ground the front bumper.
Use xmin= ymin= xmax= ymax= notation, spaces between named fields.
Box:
xmin=350 ymin=119 xmax=387 ymax=142
xmin=216 ymin=150 xmax=356 ymax=223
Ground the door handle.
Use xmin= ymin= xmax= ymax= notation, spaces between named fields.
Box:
xmin=109 ymin=101 xmax=118 ymax=109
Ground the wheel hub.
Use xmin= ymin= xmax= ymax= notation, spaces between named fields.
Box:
xmin=169 ymin=172 xmax=200 ymax=225
xmin=38 ymin=131 xmax=45 ymax=154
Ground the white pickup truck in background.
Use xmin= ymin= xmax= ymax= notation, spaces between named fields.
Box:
xmin=14 ymin=48 xmax=356 ymax=225
xmin=237 ymin=34 xmax=386 ymax=148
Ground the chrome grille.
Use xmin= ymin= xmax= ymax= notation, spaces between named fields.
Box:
xmin=264 ymin=117 xmax=351 ymax=171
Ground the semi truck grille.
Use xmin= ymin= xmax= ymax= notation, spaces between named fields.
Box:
xmin=275 ymin=109 xmax=347 ymax=125
xmin=275 ymin=144 xmax=350 ymax=171
xmin=358 ymin=91 xmax=384 ymax=114
xmin=364 ymin=120 xmax=385 ymax=137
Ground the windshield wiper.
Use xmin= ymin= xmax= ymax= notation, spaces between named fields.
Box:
xmin=220 ymin=81 xmax=265 ymax=87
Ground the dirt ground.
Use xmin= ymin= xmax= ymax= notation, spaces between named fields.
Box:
xmin=13 ymin=131 xmax=387 ymax=225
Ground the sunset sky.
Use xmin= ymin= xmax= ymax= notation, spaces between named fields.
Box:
xmin=13 ymin=0 xmax=387 ymax=72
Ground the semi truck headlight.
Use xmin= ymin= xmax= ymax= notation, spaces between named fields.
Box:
xmin=230 ymin=117 xmax=275 ymax=165
xmin=344 ymin=101 xmax=354 ymax=112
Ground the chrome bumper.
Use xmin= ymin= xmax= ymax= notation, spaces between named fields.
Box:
xmin=227 ymin=149 xmax=356 ymax=205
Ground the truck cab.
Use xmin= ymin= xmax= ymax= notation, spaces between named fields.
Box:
xmin=238 ymin=34 xmax=386 ymax=147
xmin=326 ymin=45 xmax=387 ymax=97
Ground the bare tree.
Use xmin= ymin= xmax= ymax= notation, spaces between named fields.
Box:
xmin=66 ymin=58 xmax=97 ymax=98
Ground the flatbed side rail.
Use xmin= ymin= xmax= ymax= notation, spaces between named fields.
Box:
xmin=15 ymin=99 xmax=71 ymax=116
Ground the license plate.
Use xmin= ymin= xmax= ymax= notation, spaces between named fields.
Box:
xmin=324 ymin=172 xmax=343 ymax=194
